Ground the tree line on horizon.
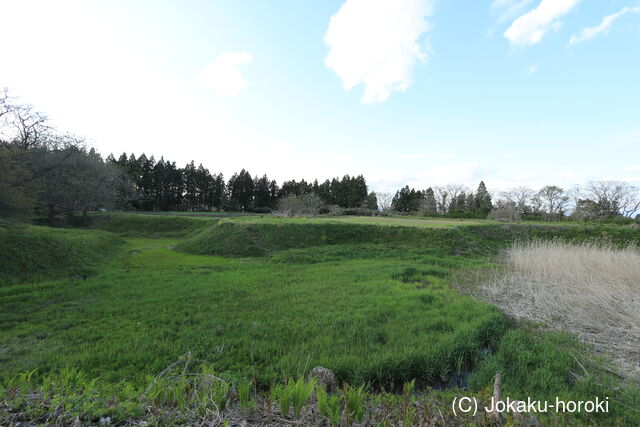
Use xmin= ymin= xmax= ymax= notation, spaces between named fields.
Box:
xmin=1 ymin=90 xmax=639 ymax=223
xmin=105 ymin=152 xmax=373 ymax=213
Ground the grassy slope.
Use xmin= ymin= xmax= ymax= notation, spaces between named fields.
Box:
xmin=176 ymin=217 xmax=640 ymax=257
xmin=88 ymin=213 xmax=214 ymax=238
xmin=0 ymin=221 xmax=124 ymax=285
xmin=2 ymin=214 xmax=640 ymax=423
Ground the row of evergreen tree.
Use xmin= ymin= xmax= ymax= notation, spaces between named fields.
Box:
xmin=390 ymin=182 xmax=493 ymax=217
xmin=106 ymin=153 xmax=371 ymax=212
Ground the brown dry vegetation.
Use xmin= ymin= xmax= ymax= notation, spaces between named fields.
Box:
xmin=482 ymin=240 xmax=640 ymax=379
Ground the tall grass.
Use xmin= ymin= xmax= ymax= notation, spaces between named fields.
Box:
xmin=483 ymin=240 xmax=640 ymax=374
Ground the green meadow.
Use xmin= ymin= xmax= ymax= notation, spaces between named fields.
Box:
xmin=2 ymin=214 xmax=640 ymax=424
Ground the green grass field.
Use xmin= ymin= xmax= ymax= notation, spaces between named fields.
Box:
xmin=2 ymin=214 xmax=639 ymax=424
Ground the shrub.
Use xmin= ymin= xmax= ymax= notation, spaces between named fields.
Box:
xmin=488 ymin=204 xmax=521 ymax=222
xmin=277 ymin=194 xmax=322 ymax=216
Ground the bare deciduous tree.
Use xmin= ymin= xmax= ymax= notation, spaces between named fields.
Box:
xmin=277 ymin=194 xmax=322 ymax=216
xmin=537 ymin=185 xmax=569 ymax=219
xmin=433 ymin=184 xmax=466 ymax=215
xmin=499 ymin=187 xmax=535 ymax=214
xmin=0 ymin=93 xmax=50 ymax=150
xmin=585 ymin=181 xmax=640 ymax=218
xmin=375 ymin=192 xmax=393 ymax=212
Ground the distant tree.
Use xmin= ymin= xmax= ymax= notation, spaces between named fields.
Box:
xmin=585 ymin=181 xmax=640 ymax=218
xmin=330 ymin=177 xmax=345 ymax=207
xmin=0 ymin=92 xmax=50 ymax=150
xmin=571 ymin=199 xmax=601 ymax=222
xmin=268 ymin=179 xmax=279 ymax=208
xmin=253 ymin=174 xmax=272 ymax=209
xmin=0 ymin=145 xmax=34 ymax=218
xmin=421 ymin=187 xmax=438 ymax=216
xmin=182 ymin=161 xmax=198 ymax=211
xmin=317 ymin=179 xmax=332 ymax=204
xmin=473 ymin=181 xmax=493 ymax=215
xmin=488 ymin=203 xmax=521 ymax=222
xmin=346 ymin=175 xmax=368 ymax=208
xmin=375 ymin=192 xmax=393 ymax=212
xmin=279 ymin=180 xmax=300 ymax=198
xmin=499 ymin=187 xmax=534 ymax=215
xmin=278 ymin=194 xmax=322 ymax=216
xmin=448 ymin=191 xmax=468 ymax=216
xmin=391 ymin=186 xmax=423 ymax=213
xmin=434 ymin=184 xmax=465 ymax=215
xmin=537 ymin=185 xmax=569 ymax=220
xmin=37 ymin=139 xmax=122 ymax=224
xmin=363 ymin=191 xmax=378 ymax=210
xmin=228 ymin=169 xmax=254 ymax=212
xmin=210 ymin=173 xmax=226 ymax=211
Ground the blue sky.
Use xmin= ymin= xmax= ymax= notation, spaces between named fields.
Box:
xmin=1 ymin=0 xmax=639 ymax=192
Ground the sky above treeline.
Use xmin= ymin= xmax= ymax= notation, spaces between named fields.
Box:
xmin=1 ymin=0 xmax=639 ymax=192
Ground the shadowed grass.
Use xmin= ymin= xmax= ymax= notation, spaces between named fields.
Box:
xmin=0 ymin=222 xmax=123 ymax=285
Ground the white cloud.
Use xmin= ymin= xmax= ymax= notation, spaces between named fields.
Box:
xmin=197 ymin=52 xmax=253 ymax=96
xmin=527 ymin=63 xmax=538 ymax=74
xmin=491 ymin=0 xmax=536 ymax=24
xmin=504 ymin=0 xmax=582 ymax=47
xmin=568 ymin=7 xmax=640 ymax=47
xmin=324 ymin=0 xmax=433 ymax=104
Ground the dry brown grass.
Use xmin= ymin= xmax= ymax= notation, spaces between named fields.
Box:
xmin=482 ymin=240 xmax=640 ymax=377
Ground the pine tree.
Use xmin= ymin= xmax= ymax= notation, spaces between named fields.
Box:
xmin=228 ymin=169 xmax=254 ymax=212
xmin=422 ymin=187 xmax=438 ymax=215
xmin=253 ymin=175 xmax=272 ymax=209
xmin=474 ymin=181 xmax=493 ymax=216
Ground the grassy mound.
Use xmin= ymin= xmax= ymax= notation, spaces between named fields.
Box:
xmin=175 ymin=221 xmax=496 ymax=257
xmin=0 ymin=222 xmax=124 ymax=285
xmin=466 ymin=223 xmax=640 ymax=246
xmin=176 ymin=220 xmax=640 ymax=258
xmin=89 ymin=213 xmax=213 ymax=238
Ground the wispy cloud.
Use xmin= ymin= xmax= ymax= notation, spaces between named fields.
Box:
xmin=197 ymin=52 xmax=253 ymax=96
xmin=324 ymin=0 xmax=434 ymax=104
xmin=490 ymin=0 xmax=536 ymax=24
xmin=568 ymin=6 xmax=640 ymax=47
xmin=393 ymin=153 xmax=456 ymax=160
xmin=504 ymin=0 xmax=583 ymax=47
xmin=527 ymin=63 xmax=538 ymax=75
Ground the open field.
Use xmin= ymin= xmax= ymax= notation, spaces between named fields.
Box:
xmin=2 ymin=214 xmax=640 ymax=424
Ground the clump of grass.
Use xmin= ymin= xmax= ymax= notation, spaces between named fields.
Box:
xmin=144 ymin=355 xmax=231 ymax=418
xmin=271 ymin=383 xmax=291 ymax=417
xmin=237 ymin=379 xmax=255 ymax=410
xmin=343 ymin=384 xmax=366 ymax=424
xmin=483 ymin=240 xmax=640 ymax=375
xmin=317 ymin=386 xmax=342 ymax=426
xmin=270 ymin=378 xmax=315 ymax=419
xmin=1 ymin=367 xmax=144 ymax=423
xmin=290 ymin=378 xmax=316 ymax=418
